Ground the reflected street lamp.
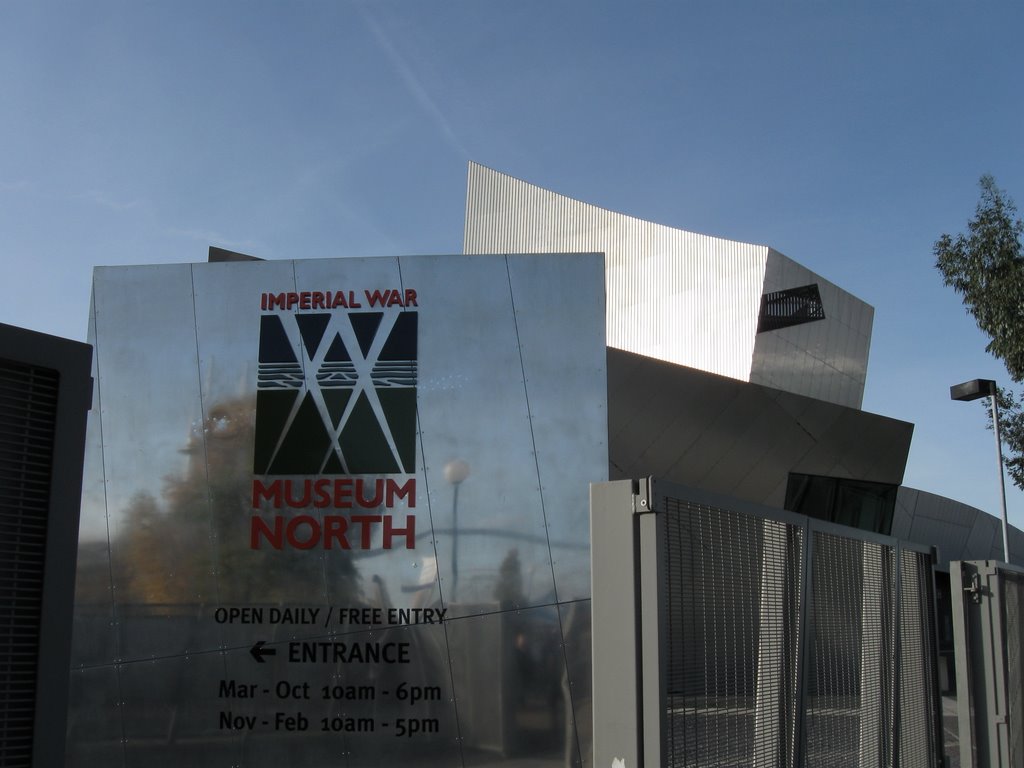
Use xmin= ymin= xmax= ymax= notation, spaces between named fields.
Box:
xmin=444 ymin=459 xmax=470 ymax=601
xmin=950 ymin=378 xmax=1011 ymax=562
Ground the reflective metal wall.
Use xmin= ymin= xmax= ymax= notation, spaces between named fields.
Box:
xmin=893 ymin=486 xmax=1024 ymax=569
xmin=607 ymin=348 xmax=913 ymax=509
xmin=69 ymin=253 xmax=608 ymax=768
xmin=750 ymin=249 xmax=872 ymax=408
xmin=463 ymin=163 xmax=871 ymax=408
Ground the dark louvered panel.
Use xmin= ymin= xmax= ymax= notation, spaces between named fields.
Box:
xmin=757 ymin=284 xmax=826 ymax=333
xmin=0 ymin=357 xmax=59 ymax=768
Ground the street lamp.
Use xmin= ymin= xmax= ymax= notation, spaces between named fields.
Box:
xmin=444 ymin=459 xmax=470 ymax=601
xmin=950 ymin=378 xmax=1011 ymax=563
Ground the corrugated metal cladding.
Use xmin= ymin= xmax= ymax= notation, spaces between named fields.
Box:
xmin=464 ymin=163 xmax=876 ymax=409
xmin=464 ymin=162 xmax=769 ymax=384
xmin=0 ymin=358 xmax=59 ymax=768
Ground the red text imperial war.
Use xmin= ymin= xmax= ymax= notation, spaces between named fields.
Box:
xmin=260 ymin=289 xmax=418 ymax=310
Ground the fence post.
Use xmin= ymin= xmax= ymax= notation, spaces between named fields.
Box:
xmin=638 ymin=481 xmax=665 ymax=768
xmin=591 ymin=479 xmax=651 ymax=768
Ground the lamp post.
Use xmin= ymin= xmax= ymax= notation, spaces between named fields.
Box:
xmin=444 ymin=459 xmax=470 ymax=601
xmin=950 ymin=378 xmax=1011 ymax=563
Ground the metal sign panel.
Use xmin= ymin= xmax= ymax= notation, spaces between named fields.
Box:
xmin=68 ymin=253 xmax=608 ymax=767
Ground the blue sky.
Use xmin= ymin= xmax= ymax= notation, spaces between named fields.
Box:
xmin=2 ymin=1 xmax=1023 ymax=529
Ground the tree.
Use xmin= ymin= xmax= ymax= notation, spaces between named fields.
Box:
xmin=109 ymin=394 xmax=363 ymax=606
xmin=935 ymin=175 xmax=1024 ymax=489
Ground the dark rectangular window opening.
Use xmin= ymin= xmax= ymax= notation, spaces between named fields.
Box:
xmin=757 ymin=283 xmax=826 ymax=333
xmin=784 ymin=472 xmax=897 ymax=535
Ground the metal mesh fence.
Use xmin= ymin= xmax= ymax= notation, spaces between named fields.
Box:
xmin=659 ymin=495 xmax=939 ymax=768
xmin=663 ymin=498 xmax=803 ymax=767
xmin=805 ymin=535 xmax=895 ymax=766
xmin=1002 ymin=572 xmax=1024 ymax=768
xmin=898 ymin=550 xmax=943 ymax=768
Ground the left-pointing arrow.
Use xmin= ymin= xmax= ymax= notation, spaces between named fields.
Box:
xmin=250 ymin=640 xmax=277 ymax=663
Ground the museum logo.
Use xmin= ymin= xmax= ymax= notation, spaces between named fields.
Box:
xmin=253 ymin=291 xmax=418 ymax=475
xmin=250 ymin=289 xmax=419 ymax=551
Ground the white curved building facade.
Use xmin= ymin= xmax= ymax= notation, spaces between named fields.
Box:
xmin=464 ymin=162 xmax=872 ymax=408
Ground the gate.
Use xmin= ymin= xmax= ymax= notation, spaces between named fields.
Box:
xmin=591 ymin=478 xmax=944 ymax=768
xmin=951 ymin=560 xmax=1024 ymax=768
